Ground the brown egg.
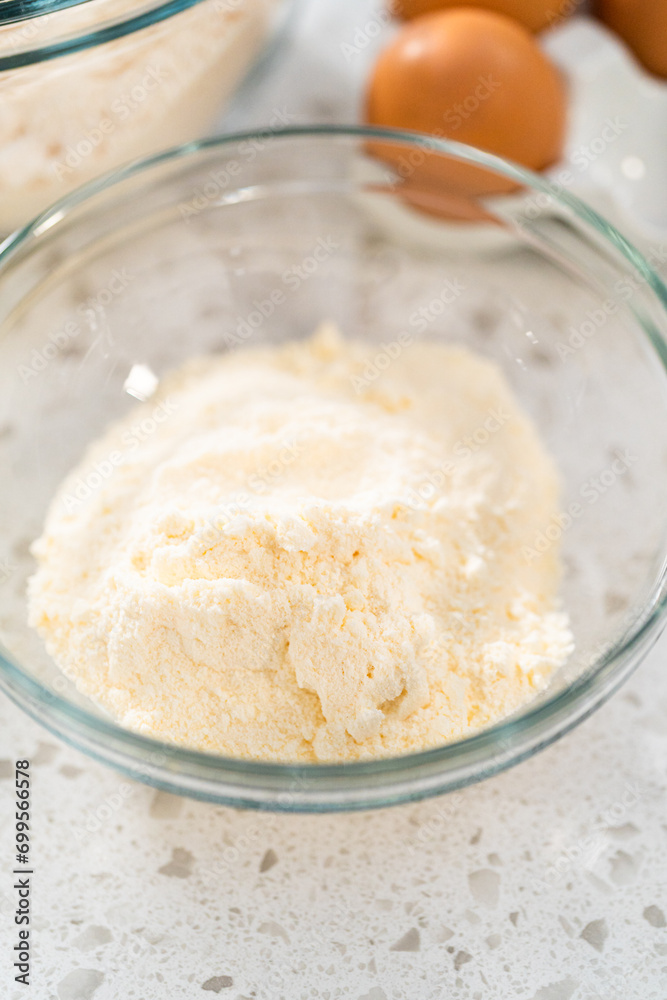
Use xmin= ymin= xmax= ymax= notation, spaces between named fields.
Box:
xmin=391 ymin=0 xmax=569 ymax=33
xmin=596 ymin=0 xmax=667 ymax=77
xmin=365 ymin=8 xmax=567 ymax=195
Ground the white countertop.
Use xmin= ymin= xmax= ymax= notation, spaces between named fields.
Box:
xmin=1 ymin=1 xmax=667 ymax=997
xmin=1 ymin=633 xmax=666 ymax=999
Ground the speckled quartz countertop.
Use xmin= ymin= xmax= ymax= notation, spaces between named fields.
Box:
xmin=1 ymin=638 xmax=666 ymax=999
xmin=1 ymin=1 xmax=667 ymax=998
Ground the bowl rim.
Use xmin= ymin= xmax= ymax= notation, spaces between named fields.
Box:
xmin=0 ymin=0 xmax=207 ymax=68
xmin=0 ymin=0 xmax=295 ymax=70
xmin=2 ymin=124 xmax=667 ymax=809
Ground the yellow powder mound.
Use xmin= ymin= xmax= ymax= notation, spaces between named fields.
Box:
xmin=28 ymin=325 xmax=573 ymax=761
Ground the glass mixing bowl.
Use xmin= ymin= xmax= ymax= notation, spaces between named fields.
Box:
xmin=0 ymin=0 xmax=292 ymax=232
xmin=1 ymin=127 xmax=667 ymax=811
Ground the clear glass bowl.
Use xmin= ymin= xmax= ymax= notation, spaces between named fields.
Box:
xmin=1 ymin=127 xmax=667 ymax=812
xmin=0 ymin=0 xmax=291 ymax=232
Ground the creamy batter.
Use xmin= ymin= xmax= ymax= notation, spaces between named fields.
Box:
xmin=0 ymin=0 xmax=275 ymax=231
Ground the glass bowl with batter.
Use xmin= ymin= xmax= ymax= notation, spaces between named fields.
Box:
xmin=0 ymin=0 xmax=294 ymax=233
xmin=1 ymin=127 xmax=667 ymax=811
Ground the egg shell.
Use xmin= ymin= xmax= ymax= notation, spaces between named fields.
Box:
xmin=391 ymin=0 xmax=570 ymax=33
xmin=366 ymin=8 xmax=568 ymax=185
xmin=596 ymin=0 xmax=667 ymax=77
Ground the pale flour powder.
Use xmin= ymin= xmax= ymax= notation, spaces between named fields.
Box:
xmin=28 ymin=325 xmax=573 ymax=761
